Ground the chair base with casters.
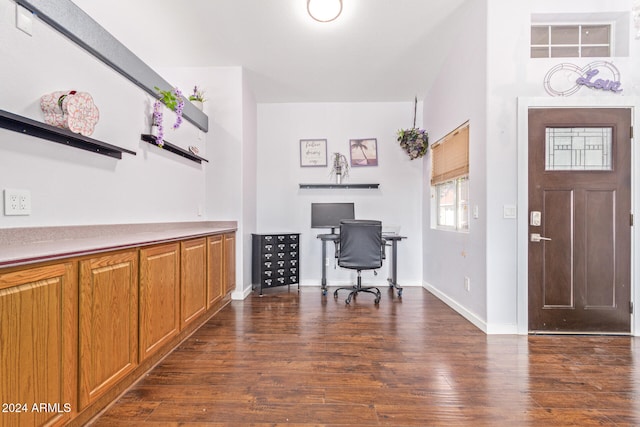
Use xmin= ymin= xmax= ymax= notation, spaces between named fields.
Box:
xmin=333 ymin=270 xmax=382 ymax=304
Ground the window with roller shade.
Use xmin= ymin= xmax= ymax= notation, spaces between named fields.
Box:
xmin=431 ymin=122 xmax=469 ymax=231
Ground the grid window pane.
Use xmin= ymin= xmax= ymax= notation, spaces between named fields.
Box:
xmin=582 ymin=25 xmax=610 ymax=44
xmin=531 ymin=26 xmax=549 ymax=44
xmin=551 ymin=25 xmax=579 ymax=44
xmin=531 ymin=47 xmax=549 ymax=58
xmin=581 ymin=46 xmax=610 ymax=57
xmin=545 ymin=127 xmax=612 ymax=171
xmin=530 ymin=24 xmax=611 ymax=58
xmin=551 ymin=46 xmax=579 ymax=57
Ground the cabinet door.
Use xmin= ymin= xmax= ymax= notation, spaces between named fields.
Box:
xmin=207 ymin=235 xmax=224 ymax=308
xmin=223 ymin=233 xmax=236 ymax=295
xmin=181 ymin=238 xmax=207 ymax=328
xmin=0 ymin=262 xmax=77 ymax=427
xmin=79 ymin=251 xmax=138 ymax=409
xmin=139 ymin=243 xmax=180 ymax=361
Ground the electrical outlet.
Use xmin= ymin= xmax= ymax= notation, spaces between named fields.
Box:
xmin=464 ymin=276 xmax=471 ymax=292
xmin=4 ymin=189 xmax=31 ymax=215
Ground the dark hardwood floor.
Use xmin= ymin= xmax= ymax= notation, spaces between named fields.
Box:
xmin=90 ymin=286 xmax=639 ymax=426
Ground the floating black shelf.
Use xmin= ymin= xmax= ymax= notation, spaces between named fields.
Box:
xmin=0 ymin=109 xmax=136 ymax=159
xmin=299 ymin=183 xmax=380 ymax=189
xmin=141 ymin=134 xmax=208 ymax=164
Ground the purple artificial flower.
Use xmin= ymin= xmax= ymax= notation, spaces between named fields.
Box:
xmin=153 ymin=100 xmax=164 ymax=146
xmin=172 ymin=88 xmax=184 ymax=130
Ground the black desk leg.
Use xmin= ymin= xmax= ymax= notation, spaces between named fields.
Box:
xmin=321 ymin=239 xmax=328 ymax=295
xmin=387 ymin=240 xmax=403 ymax=297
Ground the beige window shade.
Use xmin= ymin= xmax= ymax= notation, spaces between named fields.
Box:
xmin=431 ymin=123 xmax=469 ymax=186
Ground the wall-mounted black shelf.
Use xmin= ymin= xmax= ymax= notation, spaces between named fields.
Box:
xmin=141 ymin=134 xmax=208 ymax=164
xmin=15 ymin=0 xmax=208 ymax=132
xmin=0 ymin=110 xmax=136 ymax=159
xmin=299 ymin=183 xmax=380 ymax=189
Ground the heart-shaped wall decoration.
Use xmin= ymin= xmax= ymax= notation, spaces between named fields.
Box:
xmin=40 ymin=91 xmax=100 ymax=136
xmin=543 ymin=61 xmax=622 ymax=97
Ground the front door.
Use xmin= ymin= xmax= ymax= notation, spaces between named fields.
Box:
xmin=528 ymin=108 xmax=632 ymax=333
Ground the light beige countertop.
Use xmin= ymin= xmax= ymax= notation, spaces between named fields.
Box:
xmin=0 ymin=221 xmax=237 ymax=268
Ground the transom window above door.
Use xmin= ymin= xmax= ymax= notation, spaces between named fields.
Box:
xmin=531 ymin=24 xmax=611 ymax=58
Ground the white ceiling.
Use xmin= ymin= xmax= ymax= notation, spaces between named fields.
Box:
xmin=71 ymin=0 xmax=468 ymax=103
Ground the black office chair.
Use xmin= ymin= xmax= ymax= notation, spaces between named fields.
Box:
xmin=333 ymin=219 xmax=385 ymax=304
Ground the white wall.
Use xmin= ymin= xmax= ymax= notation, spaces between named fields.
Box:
xmin=0 ymin=0 xmax=206 ymax=227
xmin=159 ymin=66 xmax=258 ymax=297
xmin=0 ymin=1 xmax=255 ymax=296
xmin=422 ymin=0 xmax=489 ymax=328
xmin=488 ymin=0 xmax=639 ymax=334
xmin=257 ymin=102 xmax=424 ymax=287
xmin=424 ymin=0 xmax=640 ymax=334
xmin=240 ymin=70 xmax=258 ymax=297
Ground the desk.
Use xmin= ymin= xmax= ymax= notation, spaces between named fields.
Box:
xmin=316 ymin=232 xmax=406 ymax=297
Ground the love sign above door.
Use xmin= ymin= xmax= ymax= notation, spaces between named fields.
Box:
xmin=543 ymin=61 xmax=623 ymax=97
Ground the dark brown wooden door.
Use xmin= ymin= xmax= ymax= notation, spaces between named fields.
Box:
xmin=528 ymin=108 xmax=631 ymax=333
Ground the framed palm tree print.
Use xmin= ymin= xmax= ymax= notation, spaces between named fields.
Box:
xmin=349 ymin=138 xmax=378 ymax=166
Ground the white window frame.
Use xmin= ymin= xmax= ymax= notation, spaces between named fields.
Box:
xmin=434 ymin=177 xmax=469 ymax=232
xmin=530 ymin=23 xmax=613 ymax=58
xmin=430 ymin=122 xmax=470 ymax=233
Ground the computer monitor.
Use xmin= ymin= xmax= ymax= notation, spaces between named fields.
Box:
xmin=311 ymin=202 xmax=355 ymax=233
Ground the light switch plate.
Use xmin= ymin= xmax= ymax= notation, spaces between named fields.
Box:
xmin=16 ymin=5 xmax=33 ymax=36
xmin=503 ymin=205 xmax=517 ymax=219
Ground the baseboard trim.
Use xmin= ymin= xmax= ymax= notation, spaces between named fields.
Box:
xmin=422 ymin=281 xmax=488 ymax=333
xmin=423 ymin=281 xmax=519 ymax=334
xmin=231 ymin=285 xmax=253 ymax=300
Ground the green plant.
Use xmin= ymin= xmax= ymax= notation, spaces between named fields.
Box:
xmin=154 ymin=86 xmax=182 ymax=111
xmin=397 ymin=128 xmax=428 ymax=160
xmin=151 ymin=86 xmax=185 ymax=146
xmin=396 ymin=96 xmax=428 ymax=160
xmin=188 ymin=86 xmax=206 ymax=102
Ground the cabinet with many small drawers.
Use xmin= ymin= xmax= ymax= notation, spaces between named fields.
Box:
xmin=251 ymin=233 xmax=300 ymax=295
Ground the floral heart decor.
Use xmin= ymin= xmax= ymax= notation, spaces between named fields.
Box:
xmin=41 ymin=90 xmax=100 ymax=136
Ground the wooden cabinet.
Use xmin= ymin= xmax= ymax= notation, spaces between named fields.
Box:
xmin=139 ymin=243 xmax=180 ymax=361
xmin=181 ymin=238 xmax=207 ymax=328
xmin=223 ymin=232 xmax=236 ymax=296
xmin=0 ymin=227 xmax=235 ymax=426
xmin=207 ymin=235 xmax=224 ymax=308
xmin=78 ymin=250 xmax=138 ymax=410
xmin=0 ymin=262 xmax=77 ymax=427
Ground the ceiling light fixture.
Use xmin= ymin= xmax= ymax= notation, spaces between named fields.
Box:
xmin=307 ymin=0 xmax=343 ymax=23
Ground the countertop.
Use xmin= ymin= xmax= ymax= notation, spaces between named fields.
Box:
xmin=0 ymin=221 xmax=237 ymax=268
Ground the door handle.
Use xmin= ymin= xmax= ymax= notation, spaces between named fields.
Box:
xmin=530 ymin=233 xmax=552 ymax=242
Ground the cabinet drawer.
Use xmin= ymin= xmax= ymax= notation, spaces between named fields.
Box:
xmin=252 ymin=233 xmax=300 ymax=294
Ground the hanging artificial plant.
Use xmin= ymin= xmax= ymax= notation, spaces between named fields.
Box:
xmin=396 ymin=97 xmax=428 ymax=160
xmin=152 ymin=86 xmax=184 ymax=147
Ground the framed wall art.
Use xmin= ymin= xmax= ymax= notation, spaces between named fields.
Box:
xmin=349 ymin=138 xmax=378 ymax=166
xmin=300 ymin=139 xmax=328 ymax=167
